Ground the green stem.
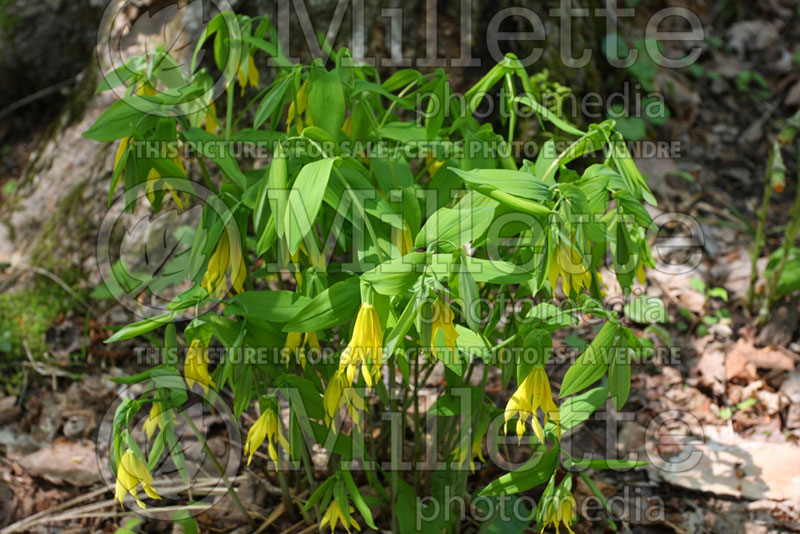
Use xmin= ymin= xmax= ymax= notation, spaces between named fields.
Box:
xmin=388 ymin=355 xmax=400 ymax=534
xmin=747 ymin=150 xmax=775 ymax=311
xmin=225 ymin=83 xmax=234 ymax=140
xmin=765 ymin=140 xmax=800 ymax=312
xmin=178 ymin=410 xmax=253 ymax=525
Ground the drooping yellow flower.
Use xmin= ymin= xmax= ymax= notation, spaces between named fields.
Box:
xmin=114 ymin=449 xmax=161 ymax=509
xmin=323 ymin=369 xmax=366 ymax=429
xmin=338 ymin=303 xmax=383 ymax=388
xmin=137 ymin=81 xmax=157 ymax=96
xmin=286 ymin=80 xmax=311 ymax=133
xmin=201 ymin=231 xmax=246 ymax=299
xmin=142 ymin=402 xmax=171 ymax=441
xmin=144 ymin=151 xmax=188 ymax=210
xmin=547 ymin=242 xmax=591 ymax=296
xmin=114 ymin=137 xmax=130 ymax=174
xmin=539 ymin=481 xmax=577 ymax=534
xmin=431 ymin=298 xmax=459 ymax=360
xmin=282 ymin=331 xmax=321 ymax=369
xmin=451 ymin=432 xmax=485 ymax=473
xmin=636 ymin=261 xmax=646 ymax=285
xmin=391 ymin=221 xmax=413 ymax=257
xmin=342 ymin=114 xmax=353 ymax=137
xmin=184 ymin=338 xmax=216 ymax=393
xmin=425 ymin=153 xmax=445 ymax=178
xmin=504 ymin=366 xmax=560 ymax=444
xmin=320 ymin=498 xmax=360 ymax=533
xmin=204 ymin=101 xmax=219 ymax=133
xmin=236 ymin=53 xmax=259 ymax=95
xmin=243 ymin=405 xmax=289 ymax=468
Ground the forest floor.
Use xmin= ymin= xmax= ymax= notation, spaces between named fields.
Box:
xmin=1 ymin=1 xmax=800 ymax=533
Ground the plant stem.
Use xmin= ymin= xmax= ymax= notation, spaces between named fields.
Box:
xmin=388 ymin=356 xmax=399 ymax=534
xmin=225 ymin=83 xmax=234 ymax=140
xmin=764 ymin=139 xmax=800 ymax=312
xmin=747 ymin=149 xmax=775 ymax=311
xmin=178 ymin=410 xmax=253 ymax=525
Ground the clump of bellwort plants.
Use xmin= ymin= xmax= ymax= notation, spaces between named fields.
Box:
xmin=85 ymin=9 xmax=656 ymax=534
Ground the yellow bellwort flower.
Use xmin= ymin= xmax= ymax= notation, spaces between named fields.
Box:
xmin=339 ymin=303 xmax=383 ymax=388
xmin=144 ymin=150 xmax=188 ymax=210
xmin=636 ymin=260 xmax=647 ymax=285
xmin=431 ymin=298 xmax=459 ymax=361
xmin=114 ymin=449 xmax=161 ymax=509
xmin=451 ymin=433 xmax=486 ymax=473
xmin=286 ymin=80 xmax=311 ymax=133
xmin=547 ymin=243 xmax=591 ymax=296
xmin=391 ymin=221 xmax=414 ymax=257
xmin=114 ymin=137 xmax=130 ymax=174
xmin=201 ymin=232 xmax=246 ymax=298
xmin=320 ymin=498 xmax=360 ymax=533
xmin=504 ymin=366 xmax=560 ymax=444
xmin=539 ymin=486 xmax=577 ymax=534
xmin=137 ymin=81 xmax=157 ymax=96
xmin=243 ymin=406 xmax=289 ymax=468
xmin=142 ymin=402 xmax=171 ymax=441
xmin=111 ymin=137 xmax=131 ymax=196
xmin=282 ymin=331 xmax=319 ymax=369
xmin=342 ymin=113 xmax=353 ymax=137
xmin=204 ymin=101 xmax=219 ymax=133
xmin=184 ymin=338 xmax=216 ymax=393
xmin=236 ymin=53 xmax=259 ymax=96
xmin=323 ymin=369 xmax=366 ymax=429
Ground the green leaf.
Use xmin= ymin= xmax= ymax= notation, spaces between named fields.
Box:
xmin=225 ymin=291 xmax=310 ymax=323
xmin=284 ymin=277 xmax=361 ymax=332
xmin=608 ymin=339 xmax=631 ymax=410
xmin=557 ymin=387 xmax=609 ymax=431
xmin=615 ymin=190 xmax=653 ymax=228
xmin=254 ymin=75 xmax=293 ymax=129
xmin=429 ymin=254 xmax=533 ymax=285
xmin=559 ymin=321 xmax=618 ymax=398
xmin=414 ymin=206 xmax=495 ymax=252
xmin=264 ymin=143 xmax=288 ymax=237
xmin=308 ymin=69 xmax=345 ymax=137
xmin=285 ymin=158 xmax=336 ymax=255
xmin=451 ymin=168 xmax=552 ymax=201
xmin=361 ymin=252 xmax=426 ymax=296
xmin=623 ymin=295 xmax=666 ymax=324
xmin=182 ymin=128 xmax=247 ymax=188
xmin=513 ymin=94 xmax=585 ymax=137
xmin=254 ymin=145 xmax=284 ymax=235
xmin=171 ymin=510 xmax=199 ymax=534
xmin=83 ymin=97 xmax=161 ymax=141
xmin=458 ymin=257 xmax=481 ymax=331
xmin=478 ymin=446 xmax=558 ymax=496
xmin=303 ymin=476 xmax=335 ymax=512
xmin=568 ymin=457 xmax=648 ymax=470
xmin=342 ymin=471 xmax=378 ymax=529
xmin=526 ymin=302 xmax=578 ymax=331
xmin=105 ymin=313 xmax=175 ymax=343
xmin=707 ymin=287 xmax=729 ymax=302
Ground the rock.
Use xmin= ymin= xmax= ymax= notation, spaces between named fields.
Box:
xmin=15 ymin=439 xmax=101 ymax=486
xmin=652 ymin=425 xmax=800 ymax=501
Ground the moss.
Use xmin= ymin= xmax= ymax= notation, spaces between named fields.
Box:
xmin=28 ymin=178 xmax=92 ymax=285
xmin=1 ymin=179 xmax=92 ymax=389
xmin=0 ymin=279 xmax=73 ymax=392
